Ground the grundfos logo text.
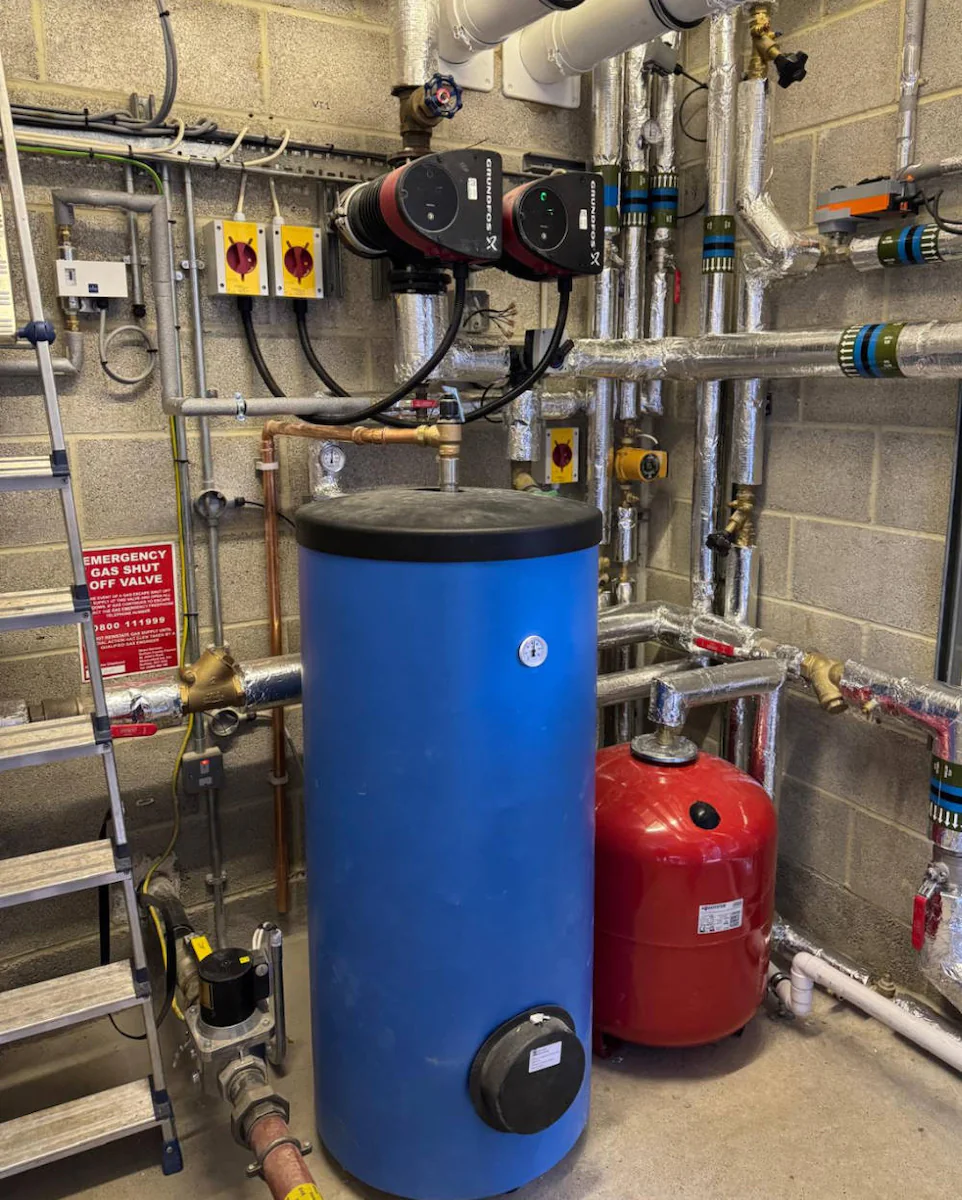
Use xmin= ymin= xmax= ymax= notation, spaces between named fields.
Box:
xmin=485 ymin=157 xmax=494 ymax=233
xmin=589 ymin=178 xmax=600 ymax=267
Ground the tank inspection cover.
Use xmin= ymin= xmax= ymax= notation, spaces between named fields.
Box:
xmin=501 ymin=172 xmax=604 ymax=279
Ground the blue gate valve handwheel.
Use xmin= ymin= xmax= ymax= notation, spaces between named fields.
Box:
xmin=423 ymin=73 xmax=463 ymax=120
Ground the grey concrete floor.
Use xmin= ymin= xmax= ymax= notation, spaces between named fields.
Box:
xmin=2 ymin=930 xmax=961 ymax=1200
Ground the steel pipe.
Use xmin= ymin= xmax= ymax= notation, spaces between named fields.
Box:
xmin=0 ymin=328 xmax=83 ymax=376
xmin=596 ymin=659 xmax=693 ymax=707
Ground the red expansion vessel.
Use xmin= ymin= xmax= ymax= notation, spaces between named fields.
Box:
xmin=594 ymin=742 xmax=778 ymax=1047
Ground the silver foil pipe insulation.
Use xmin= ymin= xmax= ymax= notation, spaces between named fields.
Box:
xmin=645 ymin=51 xmax=678 ymax=417
xmin=505 ymin=390 xmax=541 ymax=464
xmin=589 ymin=53 xmax=625 ymax=544
xmin=897 ymin=0 xmax=928 ymax=175
xmin=839 ymin=662 xmax=962 ymax=764
xmin=618 ymin=43 xmax=651 ymax=422
xmin=0 ymin=327 xmax=84 ymax=377
xmin=731 ymin=273 xmax=767 ymax=485
xmin=771 ymin=919 xmax=873 ymax=987
xmin=691 ymin=11 xmax=739 ymax=615
xmin=393 ymin=292 xmax=443 ymax=383
xmin=596 ymin=658 xmax=694 ymax=708
xmin=734 ymin=78 xmax=819 ymax=279
xmin=899 ymin=154 xmax=962 ymax=185
xmin=565 ymin=321 xmax=962 ymax=382
xmin=849 ymin=224 xmax=962 ymax=271
xmin=649 ymin=658 xmax=786 ymax=730
xmin=390 ymin=0 xmax=439 ymax=91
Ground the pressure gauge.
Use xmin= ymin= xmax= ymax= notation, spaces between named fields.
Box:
xmin=641 ymin=119 xmax=663 ymax=146
xmin=319 ymin=442 xmax=346 ymax=474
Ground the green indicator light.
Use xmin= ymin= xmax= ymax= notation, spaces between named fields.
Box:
xmin=540 ymin=191 xmax=548 ymax=201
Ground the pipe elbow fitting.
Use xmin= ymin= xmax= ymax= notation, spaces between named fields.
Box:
xmin=790 ymin=961 xmax=815 ymax=1016
xmin=801 ymin=652 xmax=847 ymax=715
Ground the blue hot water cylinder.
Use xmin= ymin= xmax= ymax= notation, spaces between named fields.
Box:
xmin=295 ymin=486 xmax=601 ymax=1200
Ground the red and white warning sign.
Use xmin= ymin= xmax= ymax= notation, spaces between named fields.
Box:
xmin=81 ymin=541 xmax=180 ymax=681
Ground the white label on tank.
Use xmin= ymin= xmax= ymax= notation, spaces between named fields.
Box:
xmin=698 ymin=898 xmax=744 ymax=935
xmin=529 ymin=1041 xmax=563 ymax=1073
xmin=467 ymin=177 xmax=479 ymax=201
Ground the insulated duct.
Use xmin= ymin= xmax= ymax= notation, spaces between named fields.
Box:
xmin=515 ymin=0 xmax=739 ymax=85
xmin=439 ymin=0 xmax=584 ymax=64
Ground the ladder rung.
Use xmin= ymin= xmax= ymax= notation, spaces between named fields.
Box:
xmin=0 ymin=840 xmax=121 ymax=909
xmin=0 ymin=961 xmax=139 ymax=1046
xmin=0 ymin=586 xmax=88 ymax=631
xmin=0 ymin=1079 xmax=160 ymax=1180
xmin=0 ymin=454 xmax=68 ymax=491
xmin=0 ymin=714 xmax=105 ymax=771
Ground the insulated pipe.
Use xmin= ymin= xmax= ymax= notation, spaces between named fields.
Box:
xmin=596 ymin=658 xmax=694 ymax=707
xmin=691 ymin=11 xmax=739 ymax=614
xmin=618 ymin=43 xmax=651 ymax=421
xmin=648 ymin=658 xmax=786 ymax=729
xmin=839 ymin=662 xmax=962 ymax=763
xmin=900 ymin=154 xmax=962 ymax=185
xmin=786 ymin=952 xmax=962 ymax=1074
xmin=770 ymin=919 xmax=872 ymax=986
xmin=0 ymin=328 xmax=83 ymax=376
xmin=391 ymin=0 xmax=440 ymax=91
xmin=516 ymin=0 xmax=729 ymax=85
xmin=393 ymin=292 xmax=443 ymax=383
xmin=439 ymin=0 xmax=583 ymax=64
xmin=565 ymin=321 xmax=962 ymax=381
xmin=897 ymin=0 xmax=928 ymax=176
xmin=588 ymin=54 xmax=625 ymax=543
xmin=645 ymin=56 xmax=678 ymax=416
xmin=849 ymin=224 xmax=962 ymax=271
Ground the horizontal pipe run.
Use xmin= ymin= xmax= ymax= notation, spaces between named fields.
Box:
xmin=771 ymin=919 xmax=872 ymax=987
xmin=649 ymin=659 xmax=786 ymax=730
xmin=439 ymin=0 xmax=562 ymax=62
xmin=596 ymin=659 xmax=694 ymax=708
xmin=0 ymin=328 xmax=83 ymax=376
xmin=849 ymin=224 xmax=962 ymax=271
xmin=839 ymin=661 xmax=962 ymax=762
xmin=566 ymin=323 xmax=962 ymax=381
xmin=787 ymin=952 xmax=962 ymax=1074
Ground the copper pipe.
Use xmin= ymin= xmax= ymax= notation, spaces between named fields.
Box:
xmin=247 ymin=1113 xmax=319 ymax=1200
xmin=259 ymin=420 xmax=459 ymax=914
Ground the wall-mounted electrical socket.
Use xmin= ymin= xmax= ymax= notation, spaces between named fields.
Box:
xmin=202 ymin=219 xmax=269 ymax=297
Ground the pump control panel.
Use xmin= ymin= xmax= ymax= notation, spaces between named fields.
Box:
xmin=268 ymin=221 xmax=323 ymax=299
xmin=202 ymin=218 xmax=269 ymax=297
xmin=501 ymin=172 xmax=603 ymax=279
xmin=55 ymin=259 xmax=128 ymax=298
xmin=336 ymin=149 xmax=503 ymax=268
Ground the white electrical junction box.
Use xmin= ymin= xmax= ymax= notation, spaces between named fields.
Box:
xmin=56 ymin=259 xmax=128 ymax=299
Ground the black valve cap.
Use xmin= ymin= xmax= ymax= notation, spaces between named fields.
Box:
xmin=774 ymin=51 xmax=808 ymax=88
xmin=706 ymin=530 xmax=732 ymax=558
xmin=690 ymin=801 xmax=721 ymax=830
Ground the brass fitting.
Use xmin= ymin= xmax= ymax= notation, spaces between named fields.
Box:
xmin=180 ymin=646 xmax=245 ymax=714
xmin=801 ymin=651 xmax=847 ymax=715
xmin=512 ymin=466 xmax=540 ymax=492
xmin=748 ymin=3 xmax=808 ymax=88
xmin=707 ymin=485 xmax=756 ymax=557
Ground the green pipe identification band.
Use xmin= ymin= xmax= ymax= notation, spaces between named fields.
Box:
xmin=594 ymin=163 xmax=621 ymax=233
xmin=931 ymin=755 xmax=962 ymax=831
xmin=649 ymin=171 xmax=678 ymax=231
xmin=622 ymin=169 xmax=648 ymax=227
xmin=876 ymin=224 xmax=942 ymax=267
xmin=837 ymin=323 xmax=906 ymax=378
xmin=702 ymin=214 xmax=736 ymax=274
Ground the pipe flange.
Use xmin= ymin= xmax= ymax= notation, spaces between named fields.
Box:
xmin=630 ymin=731 xmax=698 ymax=766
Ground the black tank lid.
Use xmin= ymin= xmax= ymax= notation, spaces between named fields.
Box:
xmin=295 ymin=487 xmax=602 ymax=563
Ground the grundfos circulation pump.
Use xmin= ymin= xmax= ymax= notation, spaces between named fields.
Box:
xmin=501 ymin=171 xmax=604 ymax=279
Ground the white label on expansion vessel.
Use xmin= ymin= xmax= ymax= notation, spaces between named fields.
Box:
xmin=697 ymin=898 xmax=744 ymax=935
xmin=528 ymin=1041 xmax=563 ymax=1073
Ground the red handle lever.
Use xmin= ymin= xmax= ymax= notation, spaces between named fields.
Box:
xmin=110 ymin=723 xmax=158 ymax=739
xmin=911 ymin=893 xmax=928 ymax=951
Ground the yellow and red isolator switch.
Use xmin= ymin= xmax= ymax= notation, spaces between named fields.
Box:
xmin=268 ymin=220 xmax=324 ymax=300
xmin=202 ymin=218 xmax=269 ymax=297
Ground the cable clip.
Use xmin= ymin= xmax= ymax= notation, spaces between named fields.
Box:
xmin=268 ymin=772 xmax=289 ymax=787
xmin=255 ymin=460 xmax=279 ymax=472
xmin=245 ymin=1135 xmax=313 ymax=1180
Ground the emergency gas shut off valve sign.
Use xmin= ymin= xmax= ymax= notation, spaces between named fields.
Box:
xmin=81 ymin=542 xmax=180 ymax=681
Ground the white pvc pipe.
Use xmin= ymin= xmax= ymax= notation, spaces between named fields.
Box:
xmin=440 ymin=0 xmax=567 ymax=63
xmin=785 ymin=953 xmax=962 ymax=1074
xmin=518 ymin=0 xmax=714 ymax=83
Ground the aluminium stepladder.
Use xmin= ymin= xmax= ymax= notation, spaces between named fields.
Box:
xmin=0 ymin=50 xmax=182 ymax=1181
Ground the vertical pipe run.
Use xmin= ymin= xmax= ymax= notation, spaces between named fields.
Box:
xmin=897 ymin=0 xmax=927 ymax=175
xmin=589 ymin=54 xmax=626 ymax=544
xmin=619 ymin=43 xmax=651 ymax=421
xmin=691 ymin=12 xmax=739 ymax=614
xmin=646 ymin=48 xmax=679 ymax=416
xmin=124 ymin=165 xmax=144 ymax=312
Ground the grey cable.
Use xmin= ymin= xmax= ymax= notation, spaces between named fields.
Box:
xmin=99 ymin=306 xmax=157 ymax=386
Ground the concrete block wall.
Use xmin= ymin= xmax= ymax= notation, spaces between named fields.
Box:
xmin=656 ymin=0 xmax=962 ymax=992
xmin=0 ymin=0 xmax=959 ymax=1002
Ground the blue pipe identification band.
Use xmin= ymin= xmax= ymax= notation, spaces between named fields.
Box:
xmin=594 ymin=163 xmax=621 ymax=233
xmin=649 ymin=171 xmax=678 ymax=230
xmin=622 ymin=170 xmax=648 ymax=227
xmin=930 ymin=755 xmax=962 ymax=830
xmin=702 ymin=215 xmax=735 ymax=274
xmin=837 ymin=323 xmax=905 ymax=378
xmin=877 ymin=224 xmax=941 ymax=267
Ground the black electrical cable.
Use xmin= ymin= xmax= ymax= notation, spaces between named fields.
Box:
xmin=236 ymin=497 xmax=297 ymax=529
xmin=464 ymin=277 xmax=572 ymax=424
xmin=922 ymin=190 xmax=962 ymax=235
xmin=679 ymin=85 xmax=708 ymax=144
xmin=293 ymin=299 xmax=349 ymax=396
xmin=238 ymin=297 xmax=285 ymax=398
xmin=306 ymin=265 xmax=470 ymax=426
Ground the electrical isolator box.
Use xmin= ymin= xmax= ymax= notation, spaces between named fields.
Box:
xmin=268 ymin=221 xmax=323 ymax=299
xmin=202 ymin=219 xmax=269 ymax=297
xmin=546 ymin=426 xmax=580 ymax=485
xmin=55 ymin=259 xmax=128 ymax=299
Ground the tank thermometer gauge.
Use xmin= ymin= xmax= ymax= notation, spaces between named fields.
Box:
xmin=319 ymin=443 xmax=347 ymax=474
xmin=518 ymin=635 xmax=548 ymax=668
